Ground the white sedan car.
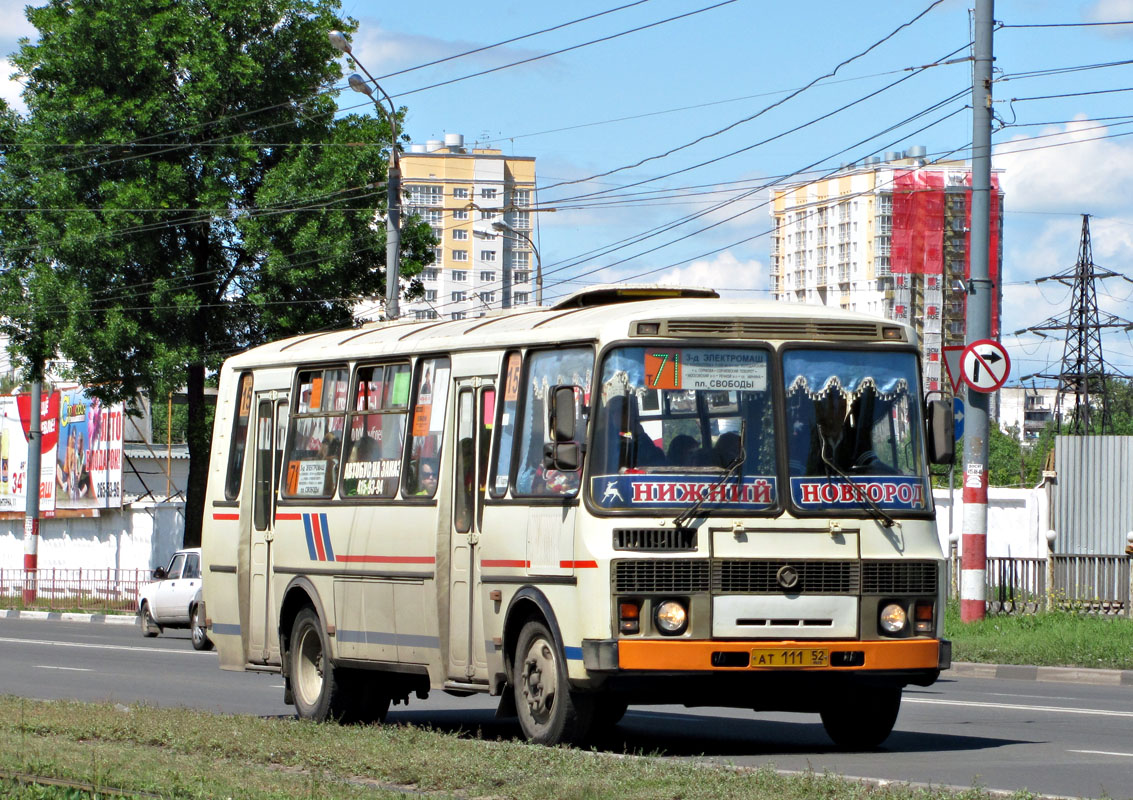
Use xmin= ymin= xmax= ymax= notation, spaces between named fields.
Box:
xmin=138 ymin=547 xmax=212 ymax=650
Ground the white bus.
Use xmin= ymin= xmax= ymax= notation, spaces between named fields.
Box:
xmin=201 ymin=285 xmax=954 ymax=748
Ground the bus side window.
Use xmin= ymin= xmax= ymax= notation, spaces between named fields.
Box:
xmin=489 ymin=351 xmax=521 ymax=498
xmin=404 ymin=357 xmax=451 ymax=498
xmin=341 ymin=363 xmax=410 ymax=498
xmin=513 ymin=347 xmax=592 ymax=497
xmin=224 ymin=373 xmax=253 ymax=501
xmin=282 ymin=367 xmax=347 ymax=498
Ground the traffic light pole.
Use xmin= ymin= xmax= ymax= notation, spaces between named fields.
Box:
xmin=961 ymin=0 xmax=995 ymax=623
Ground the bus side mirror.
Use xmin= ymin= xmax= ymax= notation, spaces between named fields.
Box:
xmin=544 ymin=385 xmax=581 ymax=471
xmin=926 ymin=398 xmax=954 ymax=465
xmin=548 ymin=385 xmax=578 ymax=442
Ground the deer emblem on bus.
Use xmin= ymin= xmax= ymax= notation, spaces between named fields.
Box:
xmin=601 ymin=481 xmax=624 ymax=504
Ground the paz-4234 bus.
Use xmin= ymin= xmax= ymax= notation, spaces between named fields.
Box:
xmin=201 ymin=285 xmax=954 ymax=748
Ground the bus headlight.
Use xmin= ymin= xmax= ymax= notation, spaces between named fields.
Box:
xmin=879 ymin=603 xmax=907 ymax=634
xmin=654 ymin=600 xmax=688 ymax=635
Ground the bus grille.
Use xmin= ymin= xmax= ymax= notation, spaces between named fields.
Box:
xmin=613 ymin=559 xmax=938 ymax=595
xmin=614 ymin=560 xmax=710 ymax=593
xmin=713 ymin=560 xmax=860 ymax=593
xmin=661 ymin=319 xmax=886 ymax=341
xmin=613 ymin=528 xmax=697 ymax=551
xmin=862 ymin=561 xmax=938 ymax=594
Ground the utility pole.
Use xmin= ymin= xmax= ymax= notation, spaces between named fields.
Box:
xmin=960 ymin=0 xmax=995 ymax=623
xmin=22 ymin=378 xmax=42 ymax=604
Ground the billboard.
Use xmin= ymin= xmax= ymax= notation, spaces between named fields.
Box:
xmin=56 ymin=388 xmax=124 ymax=510
xmin=0 ymin=391 xmax=60 ymax=514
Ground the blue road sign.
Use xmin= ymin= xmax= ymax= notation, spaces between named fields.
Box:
xmin=953 ymin=397 xmax=964 ymax=442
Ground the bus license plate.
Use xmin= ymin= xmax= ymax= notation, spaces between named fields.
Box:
xmin=749 ymin=647 xmax=829 ymax=668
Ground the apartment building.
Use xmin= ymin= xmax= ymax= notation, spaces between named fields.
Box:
xmin=393 ymin=133 xmax=537 ymax=321
xmin=770 ymin=148 xmax=1004 ymax=392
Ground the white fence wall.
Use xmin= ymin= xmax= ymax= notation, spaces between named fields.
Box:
xmin=933 ymin=485 xmax=1049 ymax=559
xmin=0 ymin=502 xmax=185 ymax=572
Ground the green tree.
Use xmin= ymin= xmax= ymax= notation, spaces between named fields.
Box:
xmin=0 ymin=0 xmax=434 ymax=545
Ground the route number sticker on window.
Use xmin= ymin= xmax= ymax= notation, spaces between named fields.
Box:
xmin=644 ymin=350 xmax=767 ymax=392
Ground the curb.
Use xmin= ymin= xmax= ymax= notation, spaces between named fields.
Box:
xmin=1 ymin=609 xmax=139 ymax=626
xmin=950 ymin=660 xmax=1133 ymax=687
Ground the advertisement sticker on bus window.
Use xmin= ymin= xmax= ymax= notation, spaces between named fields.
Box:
xmin=343 ymin=458 xmax=399 ymax=496
xmin=295 ymin=460 xmax=327 ymax=495
xmin=309 ymin=376 xmax=323 ymax=411
xmin=644 ymin=350 xmax=767 ymax=392
xmin=411 ymin=406 xmax=431 ymax=437
xmin=789 ymin=476 xmax=927 ymax=511
xmin=391 ymin=369 xmax=411 ymax=406
xmin=590 ymin=474 xmax=777 ymax=510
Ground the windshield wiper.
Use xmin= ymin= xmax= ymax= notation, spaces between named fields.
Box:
xmin=818 ymin=438 xmax=898 ymax=529
xmin=672 ymin=421 xmax=745 ymax=528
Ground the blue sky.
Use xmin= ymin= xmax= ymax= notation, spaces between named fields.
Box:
xmin=4 ymin=0 xmax=1133 ymax=387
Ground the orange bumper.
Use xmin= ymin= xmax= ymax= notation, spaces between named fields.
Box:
xmin=618 ymin=638 xmax=943 ymax=671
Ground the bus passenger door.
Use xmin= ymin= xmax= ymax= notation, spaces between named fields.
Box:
xmin=448 ymin=379 xmax=494 ymax=682
xmin=248 ymin=392 xmax=288 ymax=665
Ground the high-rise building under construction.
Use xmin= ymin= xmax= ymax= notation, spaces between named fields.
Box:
xmin=770 ymin=148 xmax=1004 ymax=392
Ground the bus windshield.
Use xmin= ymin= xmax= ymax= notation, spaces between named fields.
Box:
xmin=783 ymin=348 xmax=930 ymax=513
xmin=589 ymin=346 xmax=777 ymax=513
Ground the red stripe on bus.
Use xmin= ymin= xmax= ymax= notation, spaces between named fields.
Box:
xmin=482 ymin=559 xmax=530 ymax=568
xmin=335 ymin=555 xmax=436 ymax=564
xmin=311 ymin=515 xmax=327 ymax=561
xmin=212 ymin=513 xmax=239 ymax=521
xmin=275 ymin=512 xmax=302 ymax=521
xmin=560 ymin=560 xmax=598 ymax=569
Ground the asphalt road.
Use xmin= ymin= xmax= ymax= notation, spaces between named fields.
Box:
xmin=2 ymin=616 xmax=1131 ymax=800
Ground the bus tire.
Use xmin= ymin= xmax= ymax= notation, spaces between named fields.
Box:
xmin=512 ymin=620 xmax=593 ymax=746
xmin=289 ymin=607 xmax=349 ymax=722
xmin=820 ymin=685 xmax=902 ymax=749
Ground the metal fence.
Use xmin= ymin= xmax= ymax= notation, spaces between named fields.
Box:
xmin=0 ymin=568 xmax=153 ymax=614
xmin=949 ymin=553 xmax=1132 ymax=616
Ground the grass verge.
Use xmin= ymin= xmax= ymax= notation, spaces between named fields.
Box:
xmin=945 ymin=601 xmax=1133 ymax=669
xmin=0 ymin=696 xmax=1043 ymax=800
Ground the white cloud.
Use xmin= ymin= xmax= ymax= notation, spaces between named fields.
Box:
xmin=0 ymin=58 xmax=26 ymax=114
xmin=1086 ymin=0 xmax=1133 ymax=33
xmin=654 ymin=250 xmax=766 ymax=297
xmin=995 ymin=117 xmax=1133 ymax=214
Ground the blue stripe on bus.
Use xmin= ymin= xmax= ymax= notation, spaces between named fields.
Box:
xmin=564 ymin=646 xmax=583 ymax=661
xmin=336 ymin=629 xmax=440 ymax=649
xmin=302 ymin=515 xmax=317 ymax=560
xmin=319 ymin=513 xmax=334 ymax=561
xmin=210 ymin=622 xmax=241 ymax=636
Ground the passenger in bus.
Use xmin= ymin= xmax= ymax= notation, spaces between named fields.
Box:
xmin=713 ymin=431 xmax=742 ymax=468
xmin=666 ymin=434 xmax=704 ymax=467
xmin=318 ymin=433 xmax=341 ymax=493
xmin=415 ymin=458 xmax=439 ymax=496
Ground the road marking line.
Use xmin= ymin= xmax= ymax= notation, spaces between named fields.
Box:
xmin=907 ymin=697 xmax=1133 ymax=718
xmin=0 ymin=636 xmax=214 ymax=656
xmin=1069 ymin=749 xmax=1133 ymax=758
xmin=37 ymin=665 xmax=92 ymax=672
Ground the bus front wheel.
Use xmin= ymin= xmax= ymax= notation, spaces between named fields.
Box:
xmin=512 ymin=620 xmax=593 ymax=745
xmin=290 ymin=607 xmax=350 ymax=722
xmin=820 ymin=685 xmax=902 ymax=749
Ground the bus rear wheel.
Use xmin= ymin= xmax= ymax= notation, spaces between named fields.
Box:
xmin=290 ymin=607 xmax=350 ymax=722
xmin=512 ymin=620 xmax=593 ymax=746
xmin=820 ymin=685 xmax=902 ymax=749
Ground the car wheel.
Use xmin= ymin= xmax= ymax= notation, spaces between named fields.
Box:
xmin=289 ymin=607 xmax=350 ymax=722
xmin=820 ymin=686 xmax=902 ymax=749
xmin=139 ymin=602 xmax=160 ymax=638
xmin=190 ymin=604 xmax=213 ymax=651
xmin=512 ymin=619 xmax=594 ymax=745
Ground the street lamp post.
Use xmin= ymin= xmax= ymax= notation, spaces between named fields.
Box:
xmin=491 ymin=220 xmax=542 ymax=307
xmin=329 ymin=31 xmax=400 ymax=320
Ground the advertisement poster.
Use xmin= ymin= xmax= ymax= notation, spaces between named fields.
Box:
xmin=0 ymin=392 xmax=60 ymax=514
xmin=56 ymin=388 xmax=124 ymax=510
